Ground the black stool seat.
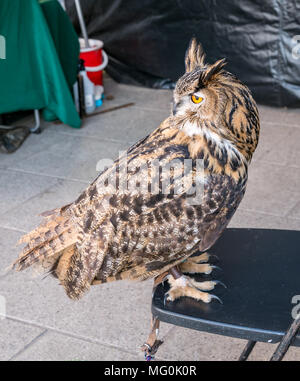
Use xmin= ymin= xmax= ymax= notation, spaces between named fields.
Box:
xmin=152 ymin=228 xmax=300 ymax=346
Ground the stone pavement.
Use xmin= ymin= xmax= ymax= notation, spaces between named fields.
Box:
xmin=0 ymin=75 xmax=300 ymax=361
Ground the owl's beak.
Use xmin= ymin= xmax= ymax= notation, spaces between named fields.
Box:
xmin=172 ymin=102 xmax=177 ymax=115
xmin=173 ymin=101 xmax=181 ymax=115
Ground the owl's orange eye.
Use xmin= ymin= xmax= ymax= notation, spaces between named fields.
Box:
xmin=191 ymin=94 xmax=203 ymax=104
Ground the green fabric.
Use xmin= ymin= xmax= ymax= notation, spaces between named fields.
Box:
xmin=40 ymin=0 xmax=79 ymax=92
xmin=0 ymin=0 xmax=81 ymax=128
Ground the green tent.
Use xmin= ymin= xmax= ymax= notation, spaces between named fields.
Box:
xmin=0 ymin=0 xmax=81 ymax=128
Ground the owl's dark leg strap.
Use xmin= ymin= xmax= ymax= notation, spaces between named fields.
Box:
xmin=141 ymin=315 xmax=163 ymax=361
xmin=141 ymin=272 xmax=168 ymax=360
xmin=169 ymin=265 xmax=182 ymax=279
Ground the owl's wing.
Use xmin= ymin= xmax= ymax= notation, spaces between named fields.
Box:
xmin=72 ymin=122 xmax=246 ymax=284
xmin=93 ymin=171 xmax=245 ymax=283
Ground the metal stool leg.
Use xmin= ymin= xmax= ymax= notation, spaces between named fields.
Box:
xmin=270 ymin=315 xmax=300 ymax=361
xmin=30 ymin=109 xmax=41 ymax=134
xmin=238 ymin=340 xmax=257 ymax=361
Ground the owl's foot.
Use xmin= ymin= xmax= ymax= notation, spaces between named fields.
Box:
xmin=179 ymin=253 xmax=221 ymax=275
xmin=165 ymin=273 xmax=223 ymax=304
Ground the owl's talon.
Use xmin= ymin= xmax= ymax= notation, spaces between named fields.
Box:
xmin=213 ymin=280 xmax=227 ymax=289
xmin=165 ymin=275 xmax=224 ymax=304
xmin=211 ymin=265 xmax=222 ymax=272
xmin=210 ymin=294 xmax=223 ymax=304
xmin=164 ymin=293 xmax=169 ymax=306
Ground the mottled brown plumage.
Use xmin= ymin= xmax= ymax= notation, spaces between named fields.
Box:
xmin=12 ymin=39 xmax=259 ymax=302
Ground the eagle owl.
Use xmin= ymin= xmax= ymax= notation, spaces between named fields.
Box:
xmin=12 ymin=39 xmax=259 ymax=304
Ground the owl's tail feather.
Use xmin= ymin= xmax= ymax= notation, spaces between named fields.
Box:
xmin=11 ymin=207 xmax=77 ymax=277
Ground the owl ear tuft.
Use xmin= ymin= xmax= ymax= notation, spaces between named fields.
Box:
xmin=203 ymin=58 xmax=227 ymax=83
xmin=185 ymin=38 xmax=206 ymax=72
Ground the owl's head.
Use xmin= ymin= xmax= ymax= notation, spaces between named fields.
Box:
xmin=172 ymin=39 xmax=260 ymax=159
xmin=173 ymin=39 xmax=226 ymax=121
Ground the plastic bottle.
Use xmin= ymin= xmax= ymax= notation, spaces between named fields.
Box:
xmin=94 ymin=85 xmax=104 ymax=108
xmin=79 ymin=59 xmax=96 ymax=115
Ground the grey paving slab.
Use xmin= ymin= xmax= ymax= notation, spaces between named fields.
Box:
xmin=229 ymin=208 xmax=300 ymax=231
xmin=286 ymin=201 xmax=300 ymax=220
xmin=0 ymin=318 xmax=45 ymax=361
xmin=239 ymin=161 xmax=300 ymax=217
xmin=0 ymin=169 xmax=58 ymax=215
xmin=258 ymin=105 xmax=289 ymax=126
xmin=52 ymin=106 xmax=169 ymax=144
xmin=253 ymin=122 xmax=296 ymax=162
xmin=247 ymin=341 xmax=300 ymax=361
xmin=281 ymin=108 xmax=300 ymax=128
xmin=10 ymin=135 xmax=126 ymax=183
xmin=157 ymin=326 xmax=300 ymax=361
xmin=0 ymin=271 xmax=73 ymax=328
xmin=0 ymin=127 xmax=65 ymax=170
xmin=0 ymin=228 xmax=23 ymax=277
xmin=53 ymin=279 xmax=172 ymax=356
xmin=259 ymin=125 xmax=300 ymax=168
xmin=0 ymin=269 xmax=171 ymax=358
xmin=156 ymin=326 xmax=247 ymax=361
xmin=0 ymin=178 xmax=86 ymax=232
xmin=13 ymin=330 xmax=141 ymax=361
